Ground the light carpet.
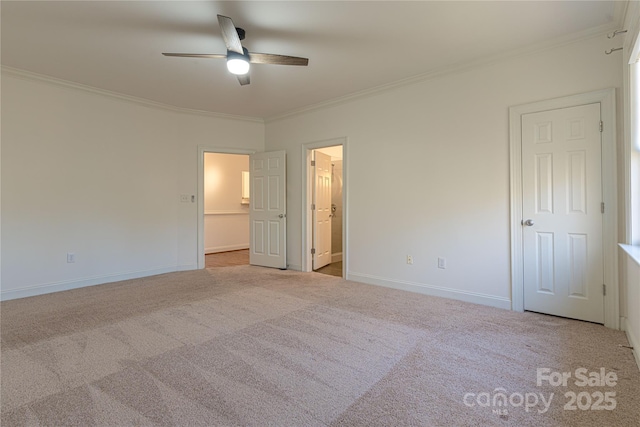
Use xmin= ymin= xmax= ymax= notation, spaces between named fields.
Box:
xmin=1 ymin=266 xmax=638 ymax=426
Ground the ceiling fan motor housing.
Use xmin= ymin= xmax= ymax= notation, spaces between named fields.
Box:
xmin=227 ymin=47 xmax=250 ymax=61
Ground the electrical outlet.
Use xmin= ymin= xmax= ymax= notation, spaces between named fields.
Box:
xmin=180 ymin=194 xmax=190 ymax=203
xmin=438 ymin=257 xmax=446 ymax=269
xmin=67 ymin=253 xmax=76 ymax=263
xmin=407 ymin=255 xmax=413 ymax=265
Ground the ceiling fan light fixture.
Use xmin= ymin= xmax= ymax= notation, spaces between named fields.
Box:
xmin=226 ymin=50 xmax=250 ymax=75
xmin=164 ymin=16 xmax=308 ymax=86
xmin=227 ymin=58 xmax=250 ymax=75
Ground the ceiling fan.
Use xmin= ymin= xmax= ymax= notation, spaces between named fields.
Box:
xmin=163 ymin=15 xmax=309 ymax=86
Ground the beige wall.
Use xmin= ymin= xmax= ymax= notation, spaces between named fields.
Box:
xmin=1 ymin=72 xmax=264 ymax=299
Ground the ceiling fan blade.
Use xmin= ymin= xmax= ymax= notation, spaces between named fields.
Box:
xmin=237 ymin=74 xmax=250 ymax=86
xmin=248 ymin=52 xmax=309 ymax=66
xmin=217 ymin=15 xmax=243 ymax=54
xmin=162 ymin=53 xmax=227 ymax=59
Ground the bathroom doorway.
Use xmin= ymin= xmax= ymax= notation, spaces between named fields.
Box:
xmin=309 ymin=143 xmax=344 ymax=277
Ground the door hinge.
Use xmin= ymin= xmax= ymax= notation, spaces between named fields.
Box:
xmin=599 ymin=121 xmax=603 ymax=132
xmin=601 ymin=202 xmax=605 ymax=214
xmin=311 ymin=160 xmax=316 ymax=166
xmin=603 ymin=284 xmax=606 ymax=296
xmin=311 ymin=204 xmax=316 ymax=210
xmin=311 ymin=248 xmax=316 ymax=255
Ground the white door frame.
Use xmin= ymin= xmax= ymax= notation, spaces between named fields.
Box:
xmin=197 ymin=146 xmax=256 ymax=269
xmin=301 ymin=137 xmax=348 ymax=276
xmin=509 ymin=88 xmax=619 ymax=329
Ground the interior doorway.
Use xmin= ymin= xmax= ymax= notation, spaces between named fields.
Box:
xmin=197 ymin=147 xmax=255 ymax=269
xmin=203 ymin=152 xmax=250 ymax=267
xmin=302 ymin=138 xmax=347 ymax=278
xmin=205 ymin=249 xmax=249 ymax=268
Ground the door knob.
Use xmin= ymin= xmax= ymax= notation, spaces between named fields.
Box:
xmin=522 ymin=219 xmax=534 ymax=226
xmin=278 ymin=214 xmax=286 ymax=219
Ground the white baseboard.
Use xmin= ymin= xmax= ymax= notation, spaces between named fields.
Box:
xmin=287 ymin=264 xmax=302 ymax=271
xmin=205 ymin=244 xmax=249 ymax=254
xmin=347 ymin=272 xmax=512 ymax=310
xmin=0 ymin=264 xmax=198 ymax=301
xmin=331 ymin=252 xmax=343 ymax=263
xmin=625 ymin=319 xmax=640 ymax=371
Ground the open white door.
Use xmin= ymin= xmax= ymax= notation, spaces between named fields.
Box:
xmin=249 ymin=151 xmax=287 ymax=269
xmin=313 ymin=151 xmax=332 ymax=270
xmin=521 ymin=103 xmax=604 ymax=323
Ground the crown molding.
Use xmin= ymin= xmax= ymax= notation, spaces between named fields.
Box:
xmin=266 ymin=24 xmax=622 ymax=124
xmin=1 ymin=65 xmax=264 ymax=124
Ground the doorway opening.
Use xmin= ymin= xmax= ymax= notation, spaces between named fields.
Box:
xmin=302 ymin=138 xmax=347 ymax=278
xmin=204 ymin=152 xmax=250 ymax=267
xmin=197 ymin=147 xmax=255 ymax=269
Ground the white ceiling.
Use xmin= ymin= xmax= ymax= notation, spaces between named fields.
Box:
xmin=1 ymin=1 xmax=625 ymax=119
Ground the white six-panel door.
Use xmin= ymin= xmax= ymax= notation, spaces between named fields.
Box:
xmin=313 ymin=151 xmax=332 ymax=270
xmin=522 ymin=103 xmax=604 ymax=323
xmin=249 ymin=151 xmax=287 ymax=269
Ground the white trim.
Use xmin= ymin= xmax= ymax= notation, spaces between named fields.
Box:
xmin=331 ymin=252 xmax=343 ymax=264
xmin=509 ymin=88 xmax=619 ymax=329
xmin=0 ymin=265 xmax=196 ymax=301
xmin=301 ymin=138 xmax=348 ymax=278
xmin=197 ymin=147 xmax=256 ymax=269
xmin=622 ymin=56 xmax=634 ymax=245
xmin=205 ymin=244 xmax=249 ymax=254
xmin=349 ymin=272 xmax=512 ymax=310
xmin=205 ymin=210 xmax=249 ymax=216
xmin=2 ymin=66 xmax=263 ymax=123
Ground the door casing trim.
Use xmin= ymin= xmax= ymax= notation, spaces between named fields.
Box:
xmin=509 ymin=88 xmax=619 ymax=329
